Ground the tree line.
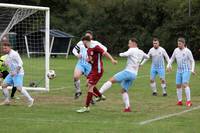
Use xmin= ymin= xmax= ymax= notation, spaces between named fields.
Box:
xmin=2 ymin=0 xmax=200 ymax=59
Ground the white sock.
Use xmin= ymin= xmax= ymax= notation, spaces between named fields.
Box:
xmin=122 ymin=92 xmax=130 ymax=109
xmin=161 ymin=83 xmax=167 ymax=94
xmin=150 ymin=82 xmax=157 ymax=92
xmin=177 ymin=88 xmax=182 ymax=102
xmin=74 ymin=79 xmax=81 ymax=93
xmin=21 ymin=88 xmax=33 ymax=101
xmin=2 ymin=89 xmax=9 ymax=101
xmin=185 ymin=86 xmax=191 ymax=101
xmin=99 ymin=81 xmax=112 ymax=94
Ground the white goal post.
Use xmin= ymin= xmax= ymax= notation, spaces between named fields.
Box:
xmin=0 ymin=3 xmax=50 ymax=91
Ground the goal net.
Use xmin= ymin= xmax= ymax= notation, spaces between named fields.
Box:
xmin=0 ymin=3 xmax=50 ymax=91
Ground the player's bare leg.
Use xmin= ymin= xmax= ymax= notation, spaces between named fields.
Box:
xmin=0 ymin=83 xmax=10 ymax=105
xmin=176 ymin=84 xmax=183 ymax=105
xmin=161 ymin=79 xmax=167 ymax=96
xmin=182 ymin=83 xmax=192 ymax=107
xmin=121 ymin=89 xmax=131 ymax=112
xmin=150 ymin=80 xmax=157 ymax=96
xmin=17 ymin=87 xmax=34 ymax=107
xmin=73 ymin=68 xmax=82 ymax=99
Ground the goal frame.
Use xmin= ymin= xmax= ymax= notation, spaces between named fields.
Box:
xmin=0 ymin=3 xmax=50 ymax=91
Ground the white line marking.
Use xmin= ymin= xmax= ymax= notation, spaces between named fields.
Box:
xmin=139 ymin=105 xmax=200 ymax=125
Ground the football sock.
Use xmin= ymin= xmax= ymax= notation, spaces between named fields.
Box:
xmin=150 ymin=82 xmax=157 ymax=92
xmin=2 ymin=89 xmax=9 ymax=101
xmin=177 ymin=88 xmax=182 ymax=101
xmin=74 ymin=79 xmax=81 ymax=93
xmin=11 ymin=87 xmax=17 ymax=98
xmin=21 ymin=88 xmax=33 ymax=101
xmin=161 ymin=83 xmax=167 ymax=94
xmin=185 ymin=86 xmax=191 ymax=101
xmin=122 ymin=92 xmax=130 ymax=109
xmin=93 ymin=87 xmax=102 ymax=97
xmin=86 ymin=92 xmax=93 ymax=107
xmin=99 ymin=81 xmax=112 ymax=94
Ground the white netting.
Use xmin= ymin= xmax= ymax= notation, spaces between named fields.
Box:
xmin=0 ymin=5 xmax=49 ymax=91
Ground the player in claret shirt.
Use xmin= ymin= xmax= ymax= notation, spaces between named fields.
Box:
xmin=76 ymin=36 xmax=117 ymax=113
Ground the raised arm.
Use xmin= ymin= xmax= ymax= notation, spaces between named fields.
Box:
xmin=119 ymin=49 xmax=131 ymax=57
xmin=104 ymin=51 xmax=117 ymax=64
xmin=140 ymin=50 xmax=150 ymax=65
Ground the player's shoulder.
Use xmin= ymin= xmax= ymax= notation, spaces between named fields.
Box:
xmin=173 ymin=48 xmax=179 ymax=52
xmin=159 ymin=46 xmax=166 ymax=51
xmin=76 ymin=41 xmax=83 ymax=46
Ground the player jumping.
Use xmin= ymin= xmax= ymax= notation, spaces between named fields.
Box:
xmin=76 ymin=36 xmax=117 ymax=113
xmin=98 ymin=38 xmax=149 ymax=112
xmin=0 ymin=42 xmax=34 ymax=107
xmin=72 ymin=30 xmax=107 ymax=99
xmin=167 ymin=37 xmax=195 ymax=107
xmin=140 ymin=37 xmax=170 ymax=96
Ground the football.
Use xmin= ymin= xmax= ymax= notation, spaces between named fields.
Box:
xmin=47 ymin=70 xmax=56 ymax=79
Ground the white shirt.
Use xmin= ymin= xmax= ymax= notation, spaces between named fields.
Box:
xmin=167 ymin=47 xmax=195 ymax=73
xmin=72 ymin=40 xmax=107 ymax=64
xmin=5 ymin=49 xmax=24 ymax=75
xmin=119 ymin=47 xmax=149 ymax=75
xmin=141 ymin=47 xmax=170 ymax=69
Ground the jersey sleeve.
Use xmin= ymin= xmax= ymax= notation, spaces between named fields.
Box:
xmin=140 ymin=49 xmax=151 ymax=65
xmin=119 ymin=49 xmax=132 ymax=57
xmin=72 ymin=41 xmax=82 ymax=56
xmin=167 ymin=49 xmax=176 ymax=68
xmin=162 ymin=48 xmax=170 ymax=64
xmin=187 ymin=49 xmax=195 ymax=72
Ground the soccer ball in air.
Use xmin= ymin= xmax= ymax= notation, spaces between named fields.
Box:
xmin=47 ymin=70 xmax=56 ymax=79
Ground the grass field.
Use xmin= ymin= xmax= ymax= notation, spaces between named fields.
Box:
xmin=0 ymin=56 xmax=200 ymax=133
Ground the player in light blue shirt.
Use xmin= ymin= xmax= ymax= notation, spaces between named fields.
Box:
xmin=141 ymin=38 xmax=170 ymax=96
xmin=167 ymin=37 xmax=195 ymax=107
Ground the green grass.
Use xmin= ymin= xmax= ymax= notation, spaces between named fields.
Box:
xmin=0 ymin=56 xmax=200 ymax=133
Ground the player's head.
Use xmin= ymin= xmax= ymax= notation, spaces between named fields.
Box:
xmin=2 ymin=42 xmax=11 ymax=54
xmin=82 ymin=35 xmax=91 ymax=48
xmin=152 ymin=37 xmax=160 ymax=49
xmin=128 ymin=37 xmax=138 ymax=48
xmin=85 ymin=30 xmax=94 ymax=40
xmin=177 ymin=37 xmax=186 ymax=49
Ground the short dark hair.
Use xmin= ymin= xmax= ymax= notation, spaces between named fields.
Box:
xmin=85 ymin=30 xmax=93 ymax=36
xmin=81 ymin=35 xmax=91 ymax=41
xmin=2 ymin=42 xmax=11 ymax=47
xmin=153 ymin=37 xmax=159 ymax=42
xmin=178 ymin=37 xmax=186 ymax=44
xmin=130 ymin=37 xmax=138 ymax=44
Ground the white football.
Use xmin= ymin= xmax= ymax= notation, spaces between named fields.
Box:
xmin=47 ymin=70 xmax=56 ymax=79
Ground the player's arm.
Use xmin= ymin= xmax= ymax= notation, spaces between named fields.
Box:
xmin=11 ymin=53 xmax=23 ymax=76
xmin=188 ymin=50 xmax=195 ymax=74
xmin=119 ymin=49 xmax=132 ymax=57
xmin=95 ymin=45 xmax=117 ymax=64
xmin=163 ymin=49 xmax=170 ymax=64
xmin=72 ymin=41 xmax=82 ymax=58
xmin=140 ymin=50 xmax=151 ymax=66
xmin=104 ymin=51 xmax=117 ymax=64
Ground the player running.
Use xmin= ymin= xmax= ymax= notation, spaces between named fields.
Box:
xmin=167 ymin=37 xmax=195 ymax=107
xmin=98 ymin=38 xmax=149 ymax=112
xmin=76 ymin=36 xmax=117 ymax=113
xmin=140 ymin=37 xmax=170 ymax=96
xmin=0 ymin=54 xmax=18 ymax=99
xmin=0 ymin=42 xmax=34 ymax=107
xmin=72 ymin=30 xmax=107 ymax=99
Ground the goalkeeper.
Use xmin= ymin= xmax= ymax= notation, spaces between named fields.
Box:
xmin=0 ymin=54 xmax=17 ymax=99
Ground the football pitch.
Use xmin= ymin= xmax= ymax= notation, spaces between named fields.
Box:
xmin=0 ymin=56 xmax=200 ymax=133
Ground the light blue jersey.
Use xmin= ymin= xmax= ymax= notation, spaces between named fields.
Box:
xmin=168 ymin=47 xmax=195 ymax=84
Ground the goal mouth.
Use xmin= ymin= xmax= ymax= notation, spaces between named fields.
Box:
xmin=0 ymin=3 xmax=50 ymax=91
